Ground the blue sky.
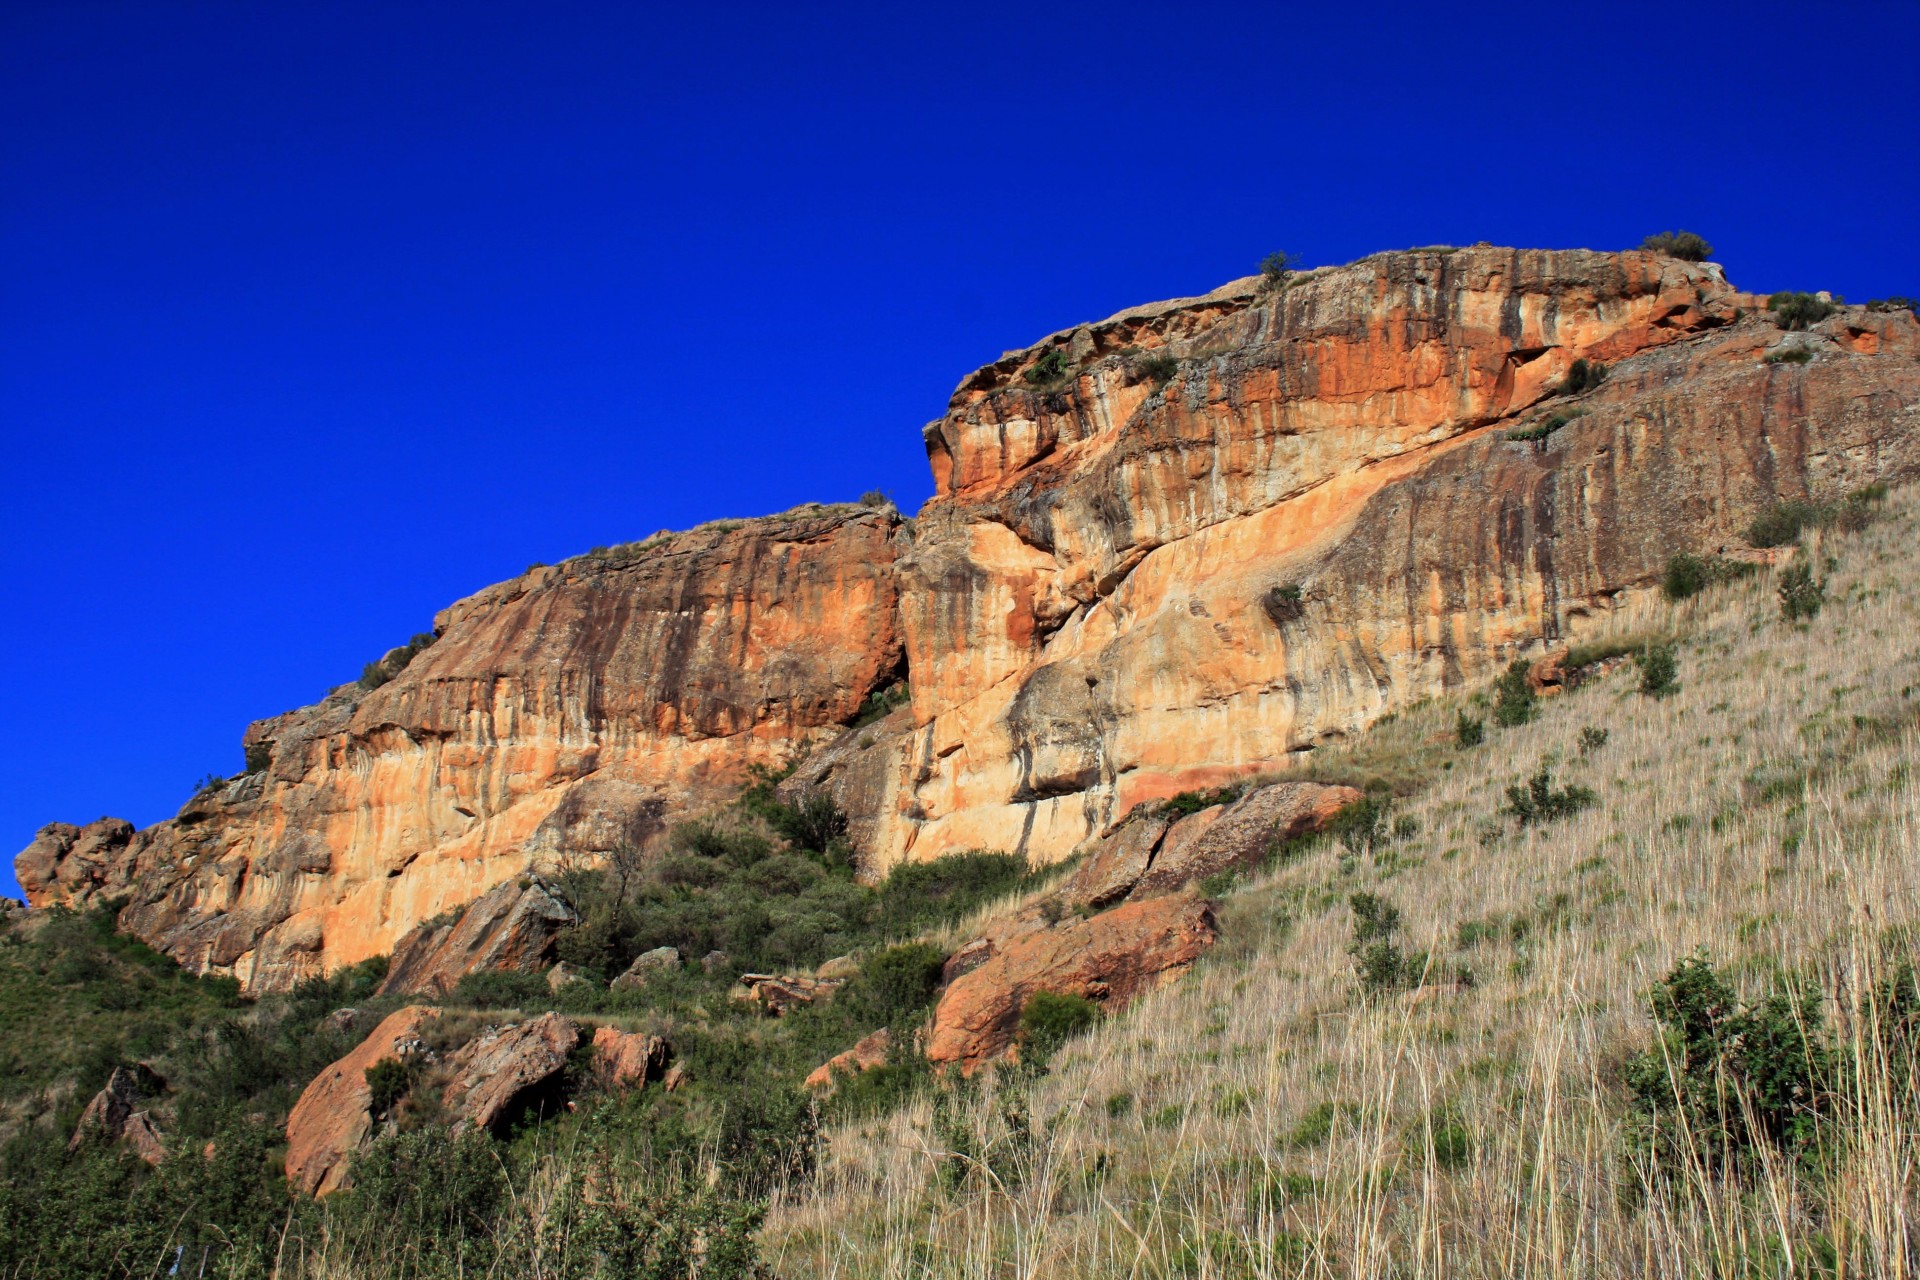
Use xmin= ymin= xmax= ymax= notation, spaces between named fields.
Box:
xmin=4 ymin=0 xmax=1917 ymax=898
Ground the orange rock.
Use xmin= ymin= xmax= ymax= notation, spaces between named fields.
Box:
xmin=285 ymin=1005 xmax=439 ymax=1196
xmin=442 ymin=1013 xmax=579 ymax=1136
xmin=805 ymin=1028 xmax=893 ymax=1094
xmin=592 ymin=1025 xmax=670 ymax=1090
xmin=17 ymin=508 xmax=903 ymax=992
xmin=927 ymin=895 xmax=1218 ymax=1073
xmin=1131 ymin=783 xmax=1360 ymax=899
xmin=379 ymin=875 xmax=578 ymax=997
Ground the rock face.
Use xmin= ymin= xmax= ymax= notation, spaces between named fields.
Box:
xmin=379 ymin=875 xmax=578 ymax=996
xmin=442 ymin=1012 xmax=580 ymax=1136
xmin=856 ymin=250 xmax=1920 ymax=868
xmin=18 ymin=508 xmax=904 ymax=991
xmin=17 ymin=249 xmax=1920 ymax=991
xmin=285 ymin=1005 xmax=440 ymax=1196
xmin=928 ymin=894 xmax=1218 ymax=1073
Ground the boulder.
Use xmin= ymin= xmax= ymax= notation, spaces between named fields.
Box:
xmin=815 ymin=953 xmax=861 ymax=981
xmin=69 ymin=1065 xmax=166 ymax=1163
xmin=700 ymin=950 xmax=729 ymax=973
xmin=443 ymin=1013 xmax=579 ymax=1136
xmin=733 ymin=972 xmax=841 ymax=1016
xmin=661 ymin=1061 xmax=688 ymax=1091
xmin=378 ymin=876 xmax=579 ymax=998
xmin=546 ymin=962 xmax=588 ymax=993
xmin=285 ymin=1005 xmax=440 ymax=1196
xmin=927 ymin=895 xmax=1218 ymax=1073
xmin=1129 ymin=783 xmax=1360 ymax=899
xmin=1063 ymin=816 xmax=1168 ymax=908
xmin=609 ymin=946 xmax=681 ymax=991
xmin=804 ymin=1028 xmax=893 ymax=1094
xmin=592 ymin=1025 xmax=671 ymax=1090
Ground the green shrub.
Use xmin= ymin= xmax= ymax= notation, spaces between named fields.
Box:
xmin=1763 ymin=346 xmax=1813 ymax=365
xmin=1491 ymin=659 xmax=1536 ymax=727
xmin=1778 ymin=560 xmax=1825 ymax=622
xmin=364 ymin=1057 xmax=416 ymax=1117
xmin=1506 ymin=408 xmax=1586 ymax=443
xmin=1578 ymin=726 xmax=1609 ymax=756
xmin=1455 ymin=711 xmax=1485 ymax=748
xmin=1635 ymin=643 xmax=1679 ymax=698
xmin=1260 ymin=251 xmax=1292 ymax=288
xmin=851 ymin=681 xmax=910 ymax=728
xmin=1662 ymin=553 xmax=1757 ymax=600
xmin=1623 ymin=953 xmax=1832 ymax=1170
xmin=1504 ymin=766 xmax=1597 ymax=826
xmin=1161 ymin=785 xmax=1243 ymax=818
xmin=842 ymin=943 xmax=946 ymax=1028
xmin=1018 ymin=991 xmax=1101 ymax=1065
xmin=1768 ymin=291 xmax=1834 ymax=331
xmin=1562 ymin=358 xmax=1607 ymax=394
xmin=1748 ymin=499 xmax=1825 ymax=548
xmin=1348 ymin=892 xmax=1428 ymax=996
xmin=1326 ymin=791 xmax=1394 ymax=851
xmin=1420 ymin=1107 xmax=1475 ymax=1170
xmin=356 ymin=630 xmax=438 ymax=691
xmin=1134 ymin=352 xmax=1180 ymax=386
xmin=450 ymin=967 xmax=551 ymax=1008
xmin=1023 ymin=348 xmax=1071 ymax=386
xmin=1865 ymin=296 xmax=1918 ymax=315
xmin=1641 ymin=231 xmax=1713 ymax=261
xmin=1262 ymin=582 xmax=1305 ymax=624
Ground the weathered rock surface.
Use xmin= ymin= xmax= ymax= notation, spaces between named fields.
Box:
xmin=18 ymin=508 xmax=904 ymax=991
xmin=592 ymin=1025 xmax=671 ymax=1090
xmin=848 ymin=250 xmax=1920 ymax=869
xmin=69 ymin=1065 xmax=166 ymax=1164
xmin=805 ymin=1028 xmax=893 ymax=1093
xmin=443 ymin=1012 xmax=579 ymax=1136
xmin=285 ymin=1005 xmax=439 ymax=1195
xmin=734 ymin=972 xmax=840 ymax=1015
xmin=1131 ymin=783 xmax=1359 ymax=899
xmin=18 ymin=248 xmax=1920 ymax=990
xmin=378 ymin=875 xmax=578 ymax=997
xmin=609 ymin=946 xmax=682 ymax=991
xmin=927 ymin=895 xmax=1218 ymax=1072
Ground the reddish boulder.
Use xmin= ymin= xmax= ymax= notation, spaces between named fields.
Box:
xmin=1062 ymin=816 xmax=1169 ymax=908
xmin=285 ymin=1005 xmax=440 ymax=1195
xmin=121 ymin=1111 xmax=167 ymax=1165
xmin=733 ymin=973 xmax=841 ymax=1016
xmin=378 ymin=876 xmax=579 ymax=997
xmin=804 ymin=1028 xmax=893 ymax=1094
xmin=1130 ymin=783 xmax=1359 ymax=899
xmin=927 ymin=895 xmax=1218 ymax=1073
xmin=443 ymin=1013 xmax=579 ymax=1136
xmin=592 ymin=1025 xmax=670 ymax=1090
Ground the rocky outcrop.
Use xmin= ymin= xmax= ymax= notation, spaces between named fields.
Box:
xmin=733 ymin=972 xmax=841 ymax=1015
xmin=927 ymin=895 xmax=1218 ymax=1072
xmin=69 ymin=1065 xmax=166 ymax=1164
xmin=17 ymin=248 xmax=1920 ymax=992
xmin=18 ymin=508 xmax=904 ymax=991
xmin=1059 ymin=781 xmax=1358 ymax=906
xmin=592 ymin=1025 xmax=671 ymax=1090
xmin=609 ymin=946 xmax=682 ymax=991
xmin=846 ymin=250 xmax=1920 ymax=868
xmin=378 ymin=875 xmax=578 ymax=997
xmin=805 ymin=1028 xmax=893 ymax=1093
xmin=442 ymin=1012 xmax=579 ymax=1136
xmin=285 ymin=1005 xmax=439 ymax=1195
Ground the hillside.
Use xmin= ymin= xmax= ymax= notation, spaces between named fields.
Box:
xmin=769 ymin=489 xmax=1920 ymax=1278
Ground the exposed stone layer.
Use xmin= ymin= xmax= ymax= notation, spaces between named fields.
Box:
xmin=378 ymin=875 xmax=578 ymax=997
xmin=443 ymin=1012 xmax=580 ymax=1136
xmin=19 ymin=509 xmax=903 ymax=990
xmin=850 ymin=249 xmax=1920 ymax=867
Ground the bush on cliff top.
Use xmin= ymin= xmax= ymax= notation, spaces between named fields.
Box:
xmin=1641 ymin=230 xmax=1713 ymax=261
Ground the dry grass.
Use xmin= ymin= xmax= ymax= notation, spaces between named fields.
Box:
xmin=762 ymin=497 xmax=1920 ymax=1278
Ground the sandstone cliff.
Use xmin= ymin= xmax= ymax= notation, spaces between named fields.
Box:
xmin=20 ymin=507 xmax=903 ymax=989
xmin=18 ymin=247 xmax=1920 ymax=990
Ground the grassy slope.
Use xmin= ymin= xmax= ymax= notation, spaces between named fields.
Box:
xmin=767 ymin=496 xmax=1920 ymax=1278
